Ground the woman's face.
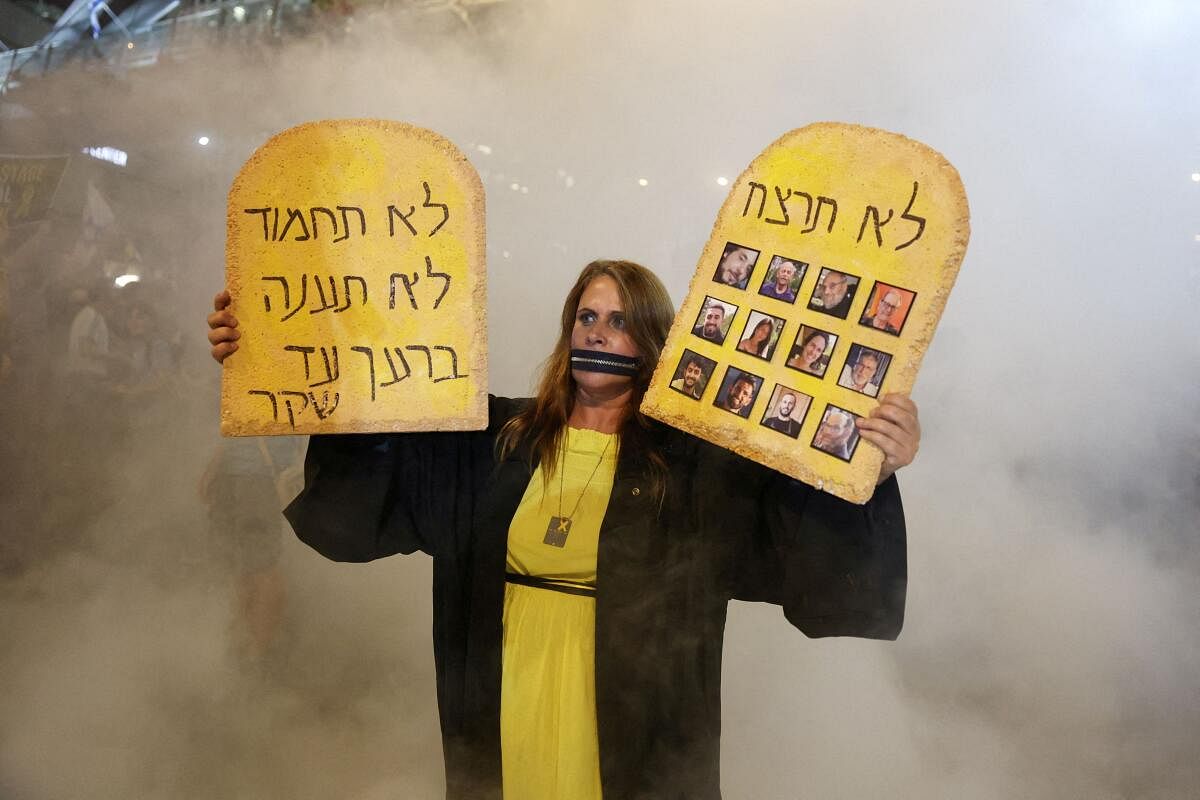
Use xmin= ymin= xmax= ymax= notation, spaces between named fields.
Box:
xmin=801 ymin=334 xmax=826 ymax=366
xmin=571 ymin=275 xmax=640 ymax=394
xmin=752 ymin=320 xmax=772 ymax=343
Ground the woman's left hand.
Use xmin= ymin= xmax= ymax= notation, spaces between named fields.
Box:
xmin=856 ymin=393 xmax=920 ymax=485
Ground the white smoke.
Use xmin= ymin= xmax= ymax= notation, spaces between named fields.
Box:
xmin=1 ymin=0 xmax=1198 ymax=797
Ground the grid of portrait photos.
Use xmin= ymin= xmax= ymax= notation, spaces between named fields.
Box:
xmin=674 ymin=241 xmax=919 ymax=463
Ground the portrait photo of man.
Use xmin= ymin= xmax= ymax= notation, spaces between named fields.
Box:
xmin=759 ymin=385 xmax=811 ymax=439
xmin=811 ymin=405 xmax=861 ymax=461
xmin=713 ymin=367 xmax=763 ymax=419
xmin=691 ymin=297 xmax=736 ymax=345
xmin=669 ymin=350 xmax=716 ymax=401
xmin=859 ymin=282 xmax=915 ymax=335
xmin=757 ymin=255 xmax=806 ymax=303
xmin=837 ymin=345 xmax=889 ymax=398
xmin=806 ymin=267 xmax=859 ymax=319
xmin=712 ymin=241 xmax=760 ymax=290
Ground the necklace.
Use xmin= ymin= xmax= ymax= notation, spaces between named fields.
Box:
xmin=543 ymin=432 xmax=613 ymax=548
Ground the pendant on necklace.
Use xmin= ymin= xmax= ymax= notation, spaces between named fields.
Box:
xmin=544 ymin=516 xmax=571 ymax=547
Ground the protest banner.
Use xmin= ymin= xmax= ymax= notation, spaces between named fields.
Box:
xmin=0 ymin=154 xmax=69 ymax=230
xmin=221 ymin=120 xmax=487 ymax=435
xmin=643 ymin=122 xmax=969 ymax=503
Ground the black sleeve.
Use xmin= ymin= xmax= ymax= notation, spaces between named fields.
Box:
xmin=283 ymin=396 xmax=523 ymax=563
xmin=733 ymin=473 xmax=907 ymax=641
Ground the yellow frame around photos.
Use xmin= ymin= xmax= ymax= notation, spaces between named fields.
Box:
xmin=642 ymin=123 xmax=969 ymax=503
xmin=221 ymin=120 xmax=487 ymax=436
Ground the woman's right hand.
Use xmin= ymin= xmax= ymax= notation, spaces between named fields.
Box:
xmin=207 ymin=289 xmax=241 ymax=364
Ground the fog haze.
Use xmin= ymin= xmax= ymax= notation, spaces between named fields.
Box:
xmin=1 ymin=1 xmax=1198 ymax=797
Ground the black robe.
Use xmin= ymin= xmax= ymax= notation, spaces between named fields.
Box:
xmin=284 ymin=396 xmax=906 ymax=799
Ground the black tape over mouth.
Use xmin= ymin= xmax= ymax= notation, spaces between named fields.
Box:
xmin=569 ymin=349 xmax=641 ymax=377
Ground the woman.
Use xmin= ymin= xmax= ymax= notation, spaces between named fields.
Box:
xmin=207 ymin=259 xmax=920 ymax=800
xmin=786 ymin=328 xmax=829 ymax=375
xmin=736 ymin=317 xmax=774 ymax=358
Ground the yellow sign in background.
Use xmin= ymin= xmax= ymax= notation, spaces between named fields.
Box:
xmin=642 ymin=122 xmax=969 ymax=503
xmin=221 ymin=120 xmax=487 ymax=436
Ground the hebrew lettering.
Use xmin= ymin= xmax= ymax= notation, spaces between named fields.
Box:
xmin=308 ymin=390 xmax=339 ymax=420
xmin=856 ymin=205 xmax=895 ymax=247
xmin=742 ymin=181 xmax=768 ymax=219
xmin=279 ymin=390 xmax=309 ymax=429
xmin=432 ymin=345 xmax=467 ymax=382
xmin=310 ymin=206 xmax=338 ymax=239
xmin=224 ymin=120 xmax=488 ymax=436
xmin=335 ymin=206 xmax=366 ymax=242
xmin=280 ymin=274 xmax=308 ymax=321
xmin=248 ymin=389 xmax=278 ymax=422
xmin=310 ymin=346 xmax=339 ymax=387
xmin=765 ymin=187 xmax=792 ymax=226
xmin=381 ymin=347 xmax=411 ymax=388
xmin=338 ymin=276 xmax=368 ymax=312
xmin=425 ymin=257 xmax=451 ymax=309
xmin=278 ymin=207 xmax=311 ymax=241
xmin=793 ymin=191 xmax=813 ymax=228
xmin=894 ymin=181 xmax=925 ymax=251
xmin=261 ymin=276 xmax=289 ymax=313
xmin=244 ymin=208 xmax=272 ymax=241
xmin=351 ymin=346 xmax=376 ymax=401
xmin=284 ymin=344 xmax=316 ymax=380
xmin=390 ymin=271 xmax=420 ymax=310
xmin=406 ymin=345 xmax=433 ymax=379
xmin=423 ymin=181 xmax=450 ymax=236
xmin=309 ymin=275 xmax=341 ymax=314
xmin=802 ymin=196 xmax=838 ymax=234
xmin=388 ymin=203 xmax=418 ymax=237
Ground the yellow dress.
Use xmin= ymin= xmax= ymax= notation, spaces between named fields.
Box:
xmin=501 ymin=427 xmax=617 ymax=800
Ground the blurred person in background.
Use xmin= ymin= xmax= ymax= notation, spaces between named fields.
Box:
xmin=64 ymin=282 xmax=113 ymax=383
xmin=58 ymin=278 xmax=124 ymax=470
xmin=201 ymin=436 xmax=305 ymax=668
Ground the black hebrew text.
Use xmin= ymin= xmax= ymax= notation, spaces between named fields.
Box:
xmin=250 ymin=341 xmax=469 ymax=426
xmin=241 ymin=183 xmax=453 ymax=243
xmin=259 ymin=259 xmax=451 ymax=321
xmin=741 ymin=179 xmax=926 ymax=251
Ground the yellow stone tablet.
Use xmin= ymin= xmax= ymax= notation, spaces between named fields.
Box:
xmin=642 ymin=122 xmax=969 ymax=503
xmin=221 ymin=120 xmax=487 ymax=436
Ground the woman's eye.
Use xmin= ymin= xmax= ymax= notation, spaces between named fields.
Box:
xmin=610 ymin=315 xmax=626 ymax=330
xmin=579 ymin=311 xmax=596 ymax=324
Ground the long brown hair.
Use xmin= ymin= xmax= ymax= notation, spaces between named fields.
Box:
xmin=497 ymin=260 xmax=674 ymax=493
xmin=743 ymin=318 xmax=772 ymax=355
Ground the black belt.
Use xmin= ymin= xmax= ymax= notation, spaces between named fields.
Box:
xmin=505 ymin=572 xmax=596 ymax=598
